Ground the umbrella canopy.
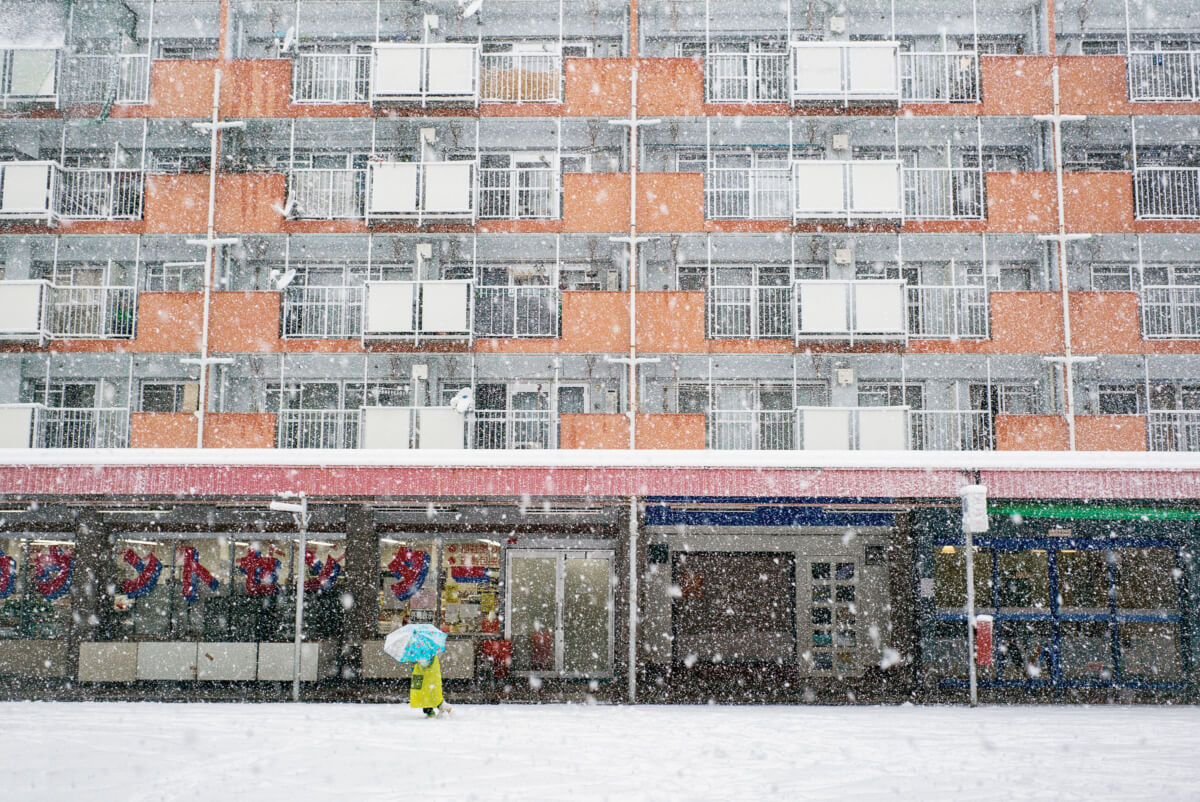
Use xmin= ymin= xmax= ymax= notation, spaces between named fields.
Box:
xmin=383 ymin=623 xmax=448 ymax=664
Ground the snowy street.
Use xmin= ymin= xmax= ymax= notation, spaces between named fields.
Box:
xmin=4 ymin=702 xmax=1199 ymax=801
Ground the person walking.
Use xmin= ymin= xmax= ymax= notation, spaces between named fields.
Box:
xmin=410 ymin=654 xmax=451 ymax=717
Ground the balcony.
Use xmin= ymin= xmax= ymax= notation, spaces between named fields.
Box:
xmin=471 ymin=408 xmax=554 ymax=450
xmin=1147 ymin=411 xmax=1200 ymax=451
xmin=706 ymin=407 xmax=993 ymax=451
xmin=370 ymin=43 xmax=478 ymax=105
xmin=0 ymin=281 xmax=137 ymax=340
xmin=789 ymin=41 xmax=900 ymax=105
xmin=1127 ymin=50 xmax=1200 ymax=102
xmin=288 ymin=168 xmax=366 ymax=220
xmin=705 ymin=165 xmax=791 ymax=219
xmin=480 ymin=52 xmax=562 ymax=103
xmin=360 ymin=407 xmax=466 ymax=448
xmin=1140 ymin=286 xmax=1200 ymax=339
xmin=906 ymin=285 xmax=989 ymax=339
xmin=903 ymin=168 xmax=985 ymax=219
xmin=366 ymin=161 xmax=476 ymax=224
xmin=1134 ymin=167 xmax=1200 ymax=219
xmin=62 ymin=54 xmax=150 ymax=105
xmin=0 ymin=162 xmax=143 ymax=224
xmin=899 ymin=51 xmax=979 ymax=103
xmin=277 ymin=409 xmax=358 ymax=449
xmin=291 ymin=53 xmax=370 ymax=104
xmin=362 ymin=279 xmax=472 ymax=340
xmin=793 ymin=160 xmax=904 ymax=221
xmin=0 ymin=404 xmax=129 ymax=449
xmin=796 ymin=279 xmax=906 ymax=341
xmin=281 ymin=285 xmax=363 ymax=339
xmin=706 ymin=284 xmax=793 ymax=339
xmin=478 ymin=166 xmax=559 ymax=219
xmin=705 ymin=52 xmax=789 ymax=103
xmin=1 ymin=48 xmax=58 ymax=107
xmin=474 ymin=285 xmax=560 ymax=338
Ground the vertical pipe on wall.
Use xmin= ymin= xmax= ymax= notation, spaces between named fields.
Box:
xmin=194 ymin=70 xmax=222 ymax=449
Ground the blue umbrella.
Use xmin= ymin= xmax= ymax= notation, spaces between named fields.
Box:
xmin=383 ymin=623 xmax=448 ymax=664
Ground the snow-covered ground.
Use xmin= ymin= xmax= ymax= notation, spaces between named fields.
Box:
xmin=4 ymin=702 xmax=1198 ymax=801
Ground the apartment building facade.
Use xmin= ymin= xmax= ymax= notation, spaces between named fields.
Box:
xmin=0 ymin=0 xmax=1198 ymax=701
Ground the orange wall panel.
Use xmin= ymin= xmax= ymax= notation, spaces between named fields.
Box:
xmin=203 ymin=413 xmax=277 ymax=449
xmin=1058 ymin=56 xmax=1129 ymax=115
xmin=985 ymin=173 xmax=1056 ymax=233
xmin=209 ymin=292 xmax=281 ymax=352
xmin=1063 ymin=172 xmax=1133 ymax=233
xmin=561 ymin=292 xmax=629 ymax=352
xmin=558 ymin=413 xmax=629 ymax=449
xmin=215 ymin=174 xmax=286 ymax=233
xmin=637 ymin=292 xmax=707 ymax=353
xmin=995 ymin=415 xmax=1070 ymax=451
xmin=143 ymin=174 xmax=208 ymax=233
xmin=980 ymin=57 xmax=1053 ymax=115
xmin=221 ymin=59 xmax=292 ymax=118
xmin=1069 ymin=292 xmax=1142 ymax=354
xmin=563 ymin=58 xmax=632 ymax=116
xmin=563 ymin=173 xmax=630 ymax=232
xmin=135 ymin=293 xmax=204 ymax=352
xmin=636 ymin=414 xmax=706 ymax=449
xmin=638 ymin=173 xmax=705 ymax=233
xmin=1076 ymin=415 xmax=1147 ymax=451
xmin=131 ymin=413 xmax=198 ymax=449
xmin=149 ymin=60 xmax=217 ymax=117
xmin=989 ymin=292 xmax=1065 ymax=353
xmin=637 ymin=58 xmax=704 ymax=117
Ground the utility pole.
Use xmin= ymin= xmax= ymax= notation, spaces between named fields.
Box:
xmin=271 ymin=492 xmax=310 ymax=702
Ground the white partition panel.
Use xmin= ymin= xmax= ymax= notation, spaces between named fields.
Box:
xmin=802 ymin=408 xmax=851 ymax=450
xmin=799 ymin=281 xmax=849 ymax=333
xmin=792 ymin=162 xmax=844 ymax=215
xmin=363 ymin=281 xmax=416 ymax=334
xmin=0 ymin=405 xmax=38 ymax=448
xmin=858 ymin=408 xmax=907 ymax=450
xmin=426 ymin=46 xmax=476 ymax=95
xmin=0 ymin=282 xmax=46 ymax=337
xmin=849 ymin=161 xmax=902 ymax=215
xmin=847 ymin=45 xmax=899 ymax=97
xmin=1 ymin=163 xmax=54 ymax=215
xmin=422 ymin=163 xmax=473 ymax=214
xmin=197 ymin=642 xmax=259 ymax=681
xmin=78 ymin=642 xmax=138 ymax=683
xmin=361 ymin=406 xmax=413 ymax=449
xmin=417 ymin=408 xmax=466 ymax=449
xmin=420 ymin=280 xmax=471 ymax=332
xmin=791 ymin=46 xmax=842 ymax=95
xmin=369 ymin=163 xmax=418 ymax=215
xmin=9 ymin=50 xmax=58 ymax=97
xmin=371 ymin=45 xmax=422 ymax=96
xmin=854 ymin=281 xmax=906 ymax=333
xmin=137 ymin=642 xmax=198 ymax=681
xmin=257 ymin=642 xmax=320 ymax=681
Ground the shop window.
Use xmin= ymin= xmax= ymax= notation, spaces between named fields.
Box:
xmin=933 ymin=546 xmax=992 ymax=610
xmin=996 ymin=620 xmax=1054 ymax=680
xmin=1114 ymin=548 xmax=1180 ymax=611
xmin=1057 ymin=550 xmax=1108 ymax=609
xmin=0 ymin=537 xmax=74 ymax=639
xmin=997 ymin=550 xmax=1050 ymax=609
xmin=1059 ymin=621 xmax=1114 ymax=681
xmin=1118 ymin=622 xmax=1182 ymax=680
xmin=378 ymin=538 xmax=501 ymax=637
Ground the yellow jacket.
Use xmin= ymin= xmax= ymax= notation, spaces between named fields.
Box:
xmin=409 ymin=656 xmax=444 ymax=709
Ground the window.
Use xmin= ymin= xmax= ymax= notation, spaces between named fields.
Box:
xmin=1091 ymin=264 xmax=1135 ymax=291
xmin=1064 ymin=148 xmax=1128 ymax=172
xmin=676 ymin=151 xmax=706 ymax=172
xmin=857 ymin=383 xmax=923 ymax=409
xmin=29 ymin=381 xmax=98 ymax=409
xmin=1098 ymin=383 xmax=1143 ymax=414
xmin=379 ymin=538 xmax=500 ymax=636
xmin=0 ymin=537 xmax=75 ymax=639
xmin=996 ymin=384 xmax=1039 ymax=414
xmin=144 ymin=262 xmax=204 ymax=292
xmin=140 ymin=383 xmax=199 ymax=413
xmin=678 ymin=385 xmax=710 ymax=414
xmin=1081 ymin=38 xmax=1121 ymax=56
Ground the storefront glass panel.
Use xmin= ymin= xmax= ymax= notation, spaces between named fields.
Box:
xmin=23 ymin=539 xmax=74 ymax=639
xmin=997 ymin=550 xmax=1050 ymax=610
xmin=996 ymin=620 xmax=1054 ymax=681
xmin=1059 ymin=621 xmax=1114 ymax=681
xmin=933 ymin=546 xmax=992 ymax=610
xmin=1118 ymin=622 xmax=1183 ymax=681
xmin=378 ymin=538 xmax=439 ymax=634
xmin=1114 ymin=549 xmax=1179 ymax=611
xmin=562 ymin=557 xmax=610 ymax=675
xmin=1057 ymin=550 xmax=1108 ymax=611
xmin=508 ymin=555 xmax=557 ymax=672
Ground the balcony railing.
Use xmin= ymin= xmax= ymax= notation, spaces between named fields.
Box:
xmin=793 ymin=160 xmax=904 ymax=220
xmin=478 ymin=166 xmax=558 ymax=219
xmin=706 ymin=285 xmax=793 ymax=338
xmin=36 ymin=407 xmax=129 ymax=449
xmin=903 ymin=167 xmax=984 ymax=219
xmin=1 ymin=48 xmax=59 ymax=107
xmin=1128 ymin=50 xmax=1200 ymax=102
xmin=288 ymin=168 xmax=366 ymax=220
xmin=277 ymin=409 xmax=359 ymax=449
xmin=471 ymin=409 xmax=554 ymax=450
xmin=474 ymin=286 xmax=560 ymax=338
xmin=46 ymin=286 xmax=137 ymax=339
xmin=480 ymin=53 xmax=561 ymax=103
xmin=281 ymin=285 xmax=363 ymax=339
xmin=906 ymin=285 xmax=989 ymax=339
xmin=705 ymin=166 xmax=791 ymax=219
xmin=908 ymin=410 xmax=993 ymax=450
xmin=57 ymin=168 xmax=143 ymax=220
xmin=708 ymin=409 xmax=796 ymax=450
xmin=705 ymin=52 xmax=789 ymax=103
xmin=1147 ymin=411 xmax=1200 ymax=452
xmin=62 ymin=54 xmax=150 ymax=104
xmin=291 ymin=53 xmax=370 ymax=103
xmin=371 ymin=43 xmax=479 ymax=104
xmin=1134 ymin=167 xmax=1200 ymax=219
xmin=0 ymin=281 xmax=49 ymax=340
xmin=1140 ymin=286 xmax=1200 ymax=339
xmin=899 ymin=52 xmax=979 ymax=102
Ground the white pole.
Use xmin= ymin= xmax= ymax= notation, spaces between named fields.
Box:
xmin=292 ymin=493 xmax=308 ymax=703
xmin=195 ymin=69 xmax=221 ymax=449
xmin=628 ymin=495 xmax=637 ymax=704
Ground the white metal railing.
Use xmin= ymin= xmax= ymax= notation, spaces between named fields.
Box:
xmin=277 ymin=409 xmax=359 ymax=449
xmin=706 ymin=285 xmax=793 ymax=338
xmin=903 ymin=167 xmax=985 ymax=219
xmin=371 ymin=43 xmax=479 ymax=104
xmin=1140 ymin=285 xmax=1200 ymax=338
xmin=281 ymin=285 xmax=363 ymax=339
xmin=1134 ymin=167 xmax=1200 ymax=219
xmin=471 ymin=409 xmax=554 ymax=450
xmin=906 ymin=285 xmax=989 ymax=339
xmin=1147 ymin=411 xmax=1200 ymax=452
xmin=480 ymin=53 xmax=562 ymax=103
xmin=46 ymin=286 xmax=137 ymax=339
xmin=1128 ymin=51 xmax=1200 ymax=102
xmin=288 ymin=168 xmax=366 ymax=220
xmin=291 ymin=53 xmax=371 ymax=103
xmin=908 ymin=410 xmax=993 ymax=450
xmin=478 ymin=166 xmax=559 ymax=219
xmin=705 ymin=166 xmax=791 ymax=219
xmin=708 ymin=409 xmax=796 ymax=450
xmin=900 ymin=52 xmax=979 ymax=102
xmin=36 ymin=407 xmax=129 ymax=448
xmin=789 ymin=41 xmax=900 ymax=104
xmin=706 ymin=52 xmax=789 ymax=103
xmin=1 ymin=48 xmax=59 ymax=107
xmin=474 ymin=286 xmax=559 ymax=338
xmin=63 ymin=54 xmax=150 ymax=104
xmin=57 ymin=168 xmax=143 ymax=220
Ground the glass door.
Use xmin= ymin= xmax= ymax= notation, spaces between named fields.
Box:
xmin=506 ymin=550 xmax=614 ymax=677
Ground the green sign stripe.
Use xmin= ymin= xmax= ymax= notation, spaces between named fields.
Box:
xmin=990 ymin=503 xmax=1200 ymax=521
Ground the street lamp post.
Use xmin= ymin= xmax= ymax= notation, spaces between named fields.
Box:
xmin=270 ymin=492 xmax=309 ymax=703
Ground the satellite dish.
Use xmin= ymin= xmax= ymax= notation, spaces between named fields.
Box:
xmin=460 ymin=0 xmax=483 ymax=19
xmin=270 ymin=268 xmax=297 ymax=290
xmin=281 ymin=26 xmax=296 ymax=53
xmin=279 ymin=193 xmax=296 ymax=218
xmin=449 ymin=387 xmax=473 ymax=414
